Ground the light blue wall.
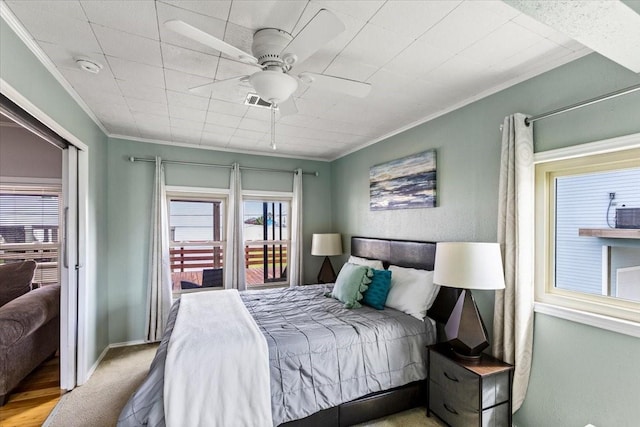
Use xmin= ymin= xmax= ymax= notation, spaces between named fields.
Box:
xmin=330 ymin=53 xmax=640 ymax=426
xmin=106 ymin=138 xmax=332 ymax=343
xmin=1 ymin=18 xmax=109 ymax=370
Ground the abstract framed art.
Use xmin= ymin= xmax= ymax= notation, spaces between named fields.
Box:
xmin=369 ymin=149 xmax=437 ymax=210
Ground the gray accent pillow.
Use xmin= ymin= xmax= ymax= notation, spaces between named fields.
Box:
xmin=0 ymin=260 xmax=37 ymax=307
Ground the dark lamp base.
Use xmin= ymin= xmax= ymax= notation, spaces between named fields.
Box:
xmin=444 ymin=289 xmax=490 ymax=358
xmin=317 ymin=256 xmax=336 ymax=284
xmin=451 ymin=350 xmax=483 ymax=364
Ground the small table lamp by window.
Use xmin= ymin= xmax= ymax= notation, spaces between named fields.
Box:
xmin=311 ymin=233 xmax=342 ymax=283
xmin=433 ymin=242 xmax=505 ymax=361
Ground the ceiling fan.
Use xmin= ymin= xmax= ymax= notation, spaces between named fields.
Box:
xmin=165 ymin=9 xmax=372 ymax=148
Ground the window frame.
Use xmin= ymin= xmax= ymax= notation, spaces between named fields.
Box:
xmin=242 ymin=190 xmax=292 ymax=288
xmin=0 ymin=180 xmax=62 ymax=287
xmin=165 ymin=186 xmax=228 ymax=294
xmin=534 ymin=133 xmax=640 ymax=337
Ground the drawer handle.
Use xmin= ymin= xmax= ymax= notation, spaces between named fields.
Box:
xmin=443 ymin=371 xmax=459 ymax=382
xmin=443 ymin=403 xmax=459 ymax=415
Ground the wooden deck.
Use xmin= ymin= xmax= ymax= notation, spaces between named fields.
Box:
xmin=172 ymin=267 xmax=283 ymax=290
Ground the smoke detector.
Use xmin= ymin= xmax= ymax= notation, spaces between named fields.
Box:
xmin=75 ymin=57 xmax=103 ymax=74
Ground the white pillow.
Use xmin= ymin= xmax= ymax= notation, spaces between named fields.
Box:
xmin=385 ymin=265 xmax=440 ymax=320
xmin=348 ymin=255 xmax=384 ymax=270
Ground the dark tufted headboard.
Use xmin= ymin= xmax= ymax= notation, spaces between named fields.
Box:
xmin=350 ymin=236 xmax=460 ymax=325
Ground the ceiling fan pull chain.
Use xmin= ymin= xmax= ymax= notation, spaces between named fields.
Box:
xmin=270 ymin=104 xmax=277 ymax=150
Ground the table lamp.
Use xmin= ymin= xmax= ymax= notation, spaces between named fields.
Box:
xmin=311 ymin=233 xmax=342 ymax=283
xmin=433 ymin=242 xmax=505 ymax=361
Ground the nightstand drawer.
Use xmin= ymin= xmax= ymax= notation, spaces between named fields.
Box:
xmin=430 ymin=351 xmax=479 ymax=408
xmin=430 ymin=351 xmax=511 ymax=410
xmin=429 ymin=381 xmax=478 ymax=426
xmin=429 ymin=381 xmax=511 ymax=427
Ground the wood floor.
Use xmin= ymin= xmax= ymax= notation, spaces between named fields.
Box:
xmin=0 ymin=356 xmax=63 ymax=427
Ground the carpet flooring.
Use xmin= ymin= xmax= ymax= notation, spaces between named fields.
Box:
xmin=44 ymin=343 xmax=445 ymax=427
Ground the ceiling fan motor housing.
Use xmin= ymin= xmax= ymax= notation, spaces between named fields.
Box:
xmin=252 ymin=28 xmax=293 ymax=68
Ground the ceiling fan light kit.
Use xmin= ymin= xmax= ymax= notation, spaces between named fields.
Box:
xmin=165 ymin=8 xmax=373 ymax=151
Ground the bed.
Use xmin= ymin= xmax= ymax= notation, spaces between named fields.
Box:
xmin=117 ymin=237 xmax=459 ymax=427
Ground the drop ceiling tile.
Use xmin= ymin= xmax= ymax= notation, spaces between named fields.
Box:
xmin=105 ymin=123 xmax=140 ymax=137
xmin=203 ymin=123 xmax=237 ymax=136
xmin=126 ymin=98 xmax=169 ymax=116
xmin=38 ymin=41 xmax=112 ymax=81
xmin=510 ymin=12 xmax=558 ymax=39
xmin=205 ymin=112 xmax=242 ymax=128
xmin=163 ymin=69 xmax=213 ymax=96
xmin=292 ymin=98 xmax=336 ymax=118
xmin=139 ymin=128 xmax=172 ymax=141
xmin=107 ymin=57 xmax=165 ymax=88
xmin=233 ymin=128 xmax=266 ymax=140
xmin=492 ymin=38 xmax=568 ymax=73
xmin=166 ymin=90 xmax=210 ymax=110
xmin=422 ymin=56 xmax=492 ymax=94
xmin=208 ymin=99 xmax=249 ymax=117
xmin=132 ymin=111 xmax=171 ymax=128
xmin=81 ymin=0 xmax=159 ymax=40
xmin=168 ymin=104 xmax=207 ymax=122
xmin=56 ymin=66 xmax=122 ymax=99
xmin=171 ymin=127 xmax=202 ymax=144
xmin=314 ymin=0 xmax=385 ymax=22
xmin=227 ymin=135 xmax=260 ymax=149
xmin=420 ymin=0 xmax=514 ymax=55
xmin=239 ymin=117 xmax=270 ymax=132
xmin=200 ymin=133 xmax=232 ymax=147
xmin=381 ymin=38 xmax=453 ymax=79
xmin=322 ymin=57 xmax=378 ymax=83
xmin=370 ymin=1 xmax=462 ymax=40
xmin=117 ymin=80 xmax=168 ymax=104
xmin=158 ymin=1 xmax=232 ymax=21
xmin=459 ymin=21 xmax=544 ymax=66
xmin=8 ymin=4 xmax=102 ymax=54
xmin=161 ymin=43 xmax=220 ymax=78
xmin=6 ymin=1 xmax=87 ymax=22
xmin=92 ymin=25 xmax=162 ymax=67
xmin=338 ymin=23 xmax=414 ymax=69
xmin=156 ymin=1 xmax=227 ymax=55
xmin=242 ymin=107 xmax=272 ymax=121
xmin=228 ymin=1 xmax=307 ymax=33
xmin=79 ymin=89 xmax=128 ymax=110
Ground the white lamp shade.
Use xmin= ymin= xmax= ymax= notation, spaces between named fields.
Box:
xmin=311 ymin=233 xmax=342 ymax=256
xmin=433 ymin=242 xmax=506 ymax=290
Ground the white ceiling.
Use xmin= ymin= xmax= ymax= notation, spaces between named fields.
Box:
xmin=1 ymin=0 xmax=597 ymax=161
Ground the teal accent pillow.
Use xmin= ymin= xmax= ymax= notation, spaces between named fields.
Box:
xmin=362 ymin=269 xmax=392 ymax=310
xmin=327 ymin=263 xmax=372 ymax=308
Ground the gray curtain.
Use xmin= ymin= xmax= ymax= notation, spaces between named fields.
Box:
xmin=493 ymin=113 xmax=535 ymax=412
xmin=224 ymin=163 xmax=246 ymax=290
xmin=145 ymin=157 xmax=173 ymax=342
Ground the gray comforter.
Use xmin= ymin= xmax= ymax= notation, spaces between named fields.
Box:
xmin=117 ymin=285 xmax=436 ymax=426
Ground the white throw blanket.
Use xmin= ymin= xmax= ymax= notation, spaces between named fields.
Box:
xmin=164 ymin=290 xmax=272 ymax=427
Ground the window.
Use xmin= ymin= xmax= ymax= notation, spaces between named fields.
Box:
xmin=243 ymin=196 xmax=290 ymax=287
xmin=0 ymin=185 xmax=61 ymax=287
xmin=535 ymin=146 xmax=640 ymax=326
xmin=167 ymin=191 xmax=226 ymax=293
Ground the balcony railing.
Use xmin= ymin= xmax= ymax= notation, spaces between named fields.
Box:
xmin=169 ymin=242 xmax=288 ymax=288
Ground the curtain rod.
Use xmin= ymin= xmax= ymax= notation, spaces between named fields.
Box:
xmin=524 ymin=83 xmax=640 ymax=126
xmin=128 ymin=156 xmax=319 ymax=176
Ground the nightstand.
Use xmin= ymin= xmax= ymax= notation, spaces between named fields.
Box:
xmin=426 ymin=342 xmax=514 ymax=427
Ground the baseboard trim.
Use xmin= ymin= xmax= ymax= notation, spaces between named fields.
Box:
xmin=81 ymin=340 xmax=148 ymax=385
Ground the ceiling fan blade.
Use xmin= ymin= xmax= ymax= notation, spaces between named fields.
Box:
xmin=165 ymin=20 xmax=259 ymax=66
xmin=299 ymin=72 xmax=372 ymax=98
xmin=281 ymin=9 xmax=345 ymax=68
xmin=278 ymin=97 xmax=298 ymax=117
xmin=189 ymin=76 xmax=250 ymax=95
